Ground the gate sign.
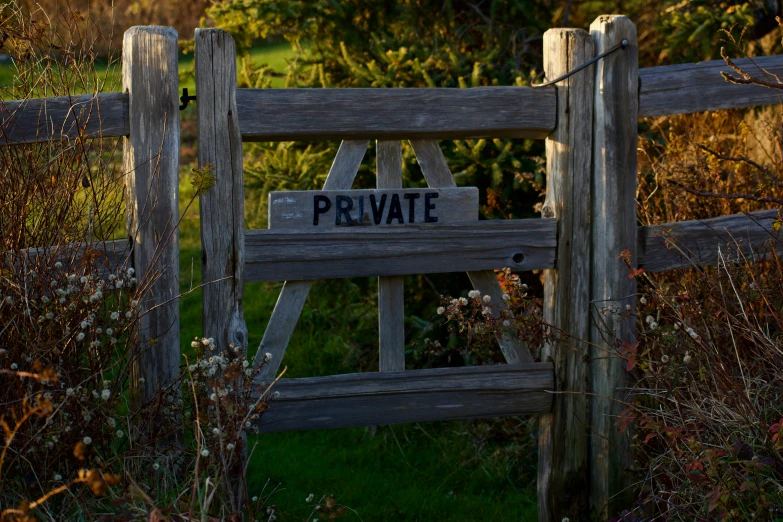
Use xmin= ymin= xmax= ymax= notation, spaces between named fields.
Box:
xmin=269 ymin=188 xmax=479 ymax=229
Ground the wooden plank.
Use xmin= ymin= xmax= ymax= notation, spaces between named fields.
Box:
xmin=245 ymin=219 xmax=557 ymax=282
xmin=0 ymin=92 xmax=129 ymax=145
xmin=255 ymin=140 xmax=368 ymax=379
xmin=589 ymin=15 xmax=638 ymax=518
xmin=122 ymin=26 xmax=180 ymax=404
xmin=8 ymin=239 xmax=131 ymax=279
xmin=537 ymin=28 xmax=594 ymax=522
xmin=268 ymin=187 xmax=478 ymax=229
xmin=236 ymin=87 xmax=556 ymax=141
xmin=638 ymin=209 xmax=783 ymax=272
xmin=256 ymin=363 xmax=554 ymax=433
xmin=196 ymin=29 xmax=249 ymax=355
xmin=377 ymin=140 xmax=406 ymax=372
xmin=410 ymin=140 xmax=534 ymax=364
xmin=639 ymin=55 xmax=783 ymax=117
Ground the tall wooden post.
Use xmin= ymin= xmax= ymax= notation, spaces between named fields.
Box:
xmin=195 ymin=28 xmax=248 ymax=514
xmin=195 ymin=29 xmax=248 ymax=354
xmin=589 ymin=15 xmax=638 ymax=518
xmin=122 ymin=26 xmax=181 ymax=404
xmin=537 ymin=29 xmax=595 ymax=522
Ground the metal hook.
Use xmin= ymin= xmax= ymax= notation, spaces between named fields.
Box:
xmin=531 ymin=39 xmax=629 ymax=88
xmin=179 ymin=88 xmax=197 ymax=110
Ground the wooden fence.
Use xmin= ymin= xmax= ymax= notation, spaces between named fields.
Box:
xmin=3 ymin=16 xmax=783 ymax=522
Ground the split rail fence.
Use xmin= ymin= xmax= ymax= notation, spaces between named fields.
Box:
xmin=3 ymin=16 xmax=783 ymax=521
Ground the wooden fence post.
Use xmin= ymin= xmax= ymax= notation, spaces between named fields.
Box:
xmin=195 ymin=28 xmax=247 ymax=354
xmin=195 ymin=28 xmax=247 ymax=513
xmin=122 ymin=26 xmax=181 ymax=404
xmin=537 ymin=29 xmax=594 ymax=522
xmin=589 ymin=15 xmax=638 ymax=518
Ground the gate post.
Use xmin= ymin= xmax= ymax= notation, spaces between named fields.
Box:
xmin=537 ymin=28 xmax=595 ymax=522
xmin=122 ymin=26 xmax=181 ymax=404
xmin=589 ymin=15 xmax=638 ymax=518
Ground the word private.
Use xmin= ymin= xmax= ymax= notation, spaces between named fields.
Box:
xmin=269 ymin=187 xmax=479 ymax=229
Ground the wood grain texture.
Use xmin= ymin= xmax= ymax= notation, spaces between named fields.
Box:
xmin=268 ymin=188 xmax=478 ymax=229
xmin=639 ymin=54 xmax=783 ymax=117
xmin=0 ymin=92 xmax=129 ymax=145
xmin=411 ymin=140 xmax=534 ymax=365
xmin=196 ymin=29 xmax=248 ymax=360
xmin=122 ymin=26 xmax=180 ymax=404
xmin=236 ymin=87 xmax=556 ymax=141
xmin=639 ymin=209 xmax=783 ymax=272
xmin=537 ymin=28 xmax=594 ymax=522
xmin=377 ymin=140 xmax=406 ymax=372
xmin=245 ymin=219 xmax=557 ymax=282
xmin=255 ymin=363 xmax=554 ymax=433
xmin=255 ymin=140 xmax=368 ymax=379
xmin=589 ymin=15 xmax=638 ymax=518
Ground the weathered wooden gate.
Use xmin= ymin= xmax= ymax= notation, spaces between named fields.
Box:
xmin=6 ymin=14 xmax=783 ymax=522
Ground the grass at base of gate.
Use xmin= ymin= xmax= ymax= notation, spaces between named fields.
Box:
xmin=177 ymin=177 xmax=538 ymax=520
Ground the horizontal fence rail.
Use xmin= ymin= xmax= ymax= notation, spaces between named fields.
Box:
xmin=11 ymin=239 xmax=130 ymax=277
xmin=254 ymin=363 xmax=554 ymax=433
xmin=0 ymin=93 xmax=129 ymax=144
xmin=244 ymin=219 xmax=558 ymax=282
xmin=235 ymin=87 xmax=557 ymax=141
xmin=638 ymin=208 xmax=782 ymax=272
xmin=3 ymin=55 xmax=783 ymax=145
xmin=639 ymin=55 xmax=783 ymax=117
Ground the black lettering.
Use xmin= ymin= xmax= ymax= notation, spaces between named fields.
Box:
xmin=404 ymin=193 xmax=420 ymax=223
xmin=386 ymin=194 xmax=404 ymax=224
xmin=313 ymin=195 xmax=331 ymax=226
xmin=335 ymin=195 xmax=353 ymax=225
xmin=425 ymin=192 xmax=438 ymax=223
xmin=369 ymin=194 xmax=387 ymax=225
xmin=358 ymin=195 xmax=365 ymax=225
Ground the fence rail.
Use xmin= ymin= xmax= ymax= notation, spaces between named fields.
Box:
xmin=254 ymin=363 xmax=554 ymax=433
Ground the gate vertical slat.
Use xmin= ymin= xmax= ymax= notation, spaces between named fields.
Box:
xmin=589 ymin=15 xmax=638 ymax=518
xmin=195 ymin=29 xmax=248 ymax=356
xmin=122 ymin=26 xmax=181 ymax=404
xmin=377 ymin=141 xmax=406 ymax=372
xmin=537 ymin=28 xmax=594 ymax=522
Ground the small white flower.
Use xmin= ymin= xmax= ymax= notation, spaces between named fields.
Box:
xmin=76 ymin=332 xmax=85 ymax=341
xmin=153 ymin=462 xmax=160 ymax=471
xmin=10 ymin=363 xmax=18 ymax=370
xmin=272 ymin=391 xmax=280 ymax=399
xmin=191 ymin=340 xmax=199 ymax=348
xmin=639 ymin=296 xmax=647 ymax=305
xmin=125 ymin=311 xmax=132 ymax=319
xmin=645 ymin=315 xmax=654 ymax=324
xmin=80 ymin=276 xmax=88 ymax=284
xmin=212 ymin=427 xmax=220 ymax=435
xmin=210 ymin=393 xmax=218 ymax=401
xmin=110 ymin=312 xmax=119 ymax=321
xmin=519 ymin=283 xmax=528 ymax=292
xmin=468 ymin=290 xmax=481 ymax=299
xmin=252 ymin=496 xmax=259 ymax=502
xmin=201 ymin=449 xmax=210 ymax=457
xmin=110 ymin=337 xmax=118 ymax=345
xmin=306 ymin=493 xmax=315 ymax=503
xmin=226 ymin=443 xmax=235 ymax=451
xmin=130 ymin=300 xmax=138 ymax=308
xmin=45 ymin=312 xmax=54 ymax=320
xmin=502 ymin=320 xmax=511 ymax=327
xmin=138 ymin=377 xmax=145 ymax=383
xmin=501 ymin=293 xmax=510 ymax=301
xmin=245 ymin=368 xmax=252 ymax=376
xmin=649 ymin=321 xmax=658 ymax=331
xmin=66 ymin=388 xmax=74 ymax=396
xmin=264 ymin=352 xmax=272 ymax=362
xmin=116 ymin=430 xmax=124 ymax=438
xmin=83 ymin=436 xmax=92 ymax=445
xmin=661 ymin=355 xmax=669 ymax=363
xmin=458 ymin=297 xmax=468 ymax=306
xmin=436 ymin=306 xmax=445 ymax=315
xmin=101 ymin=389 xmax=111 ymax=401
xmin=683 ymin=353 xmax=692 ymax=364
xmin=482 ymin=295 xmax=491 ymax=303
xmin=54 ymin=262 xmax=62 ymax=270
